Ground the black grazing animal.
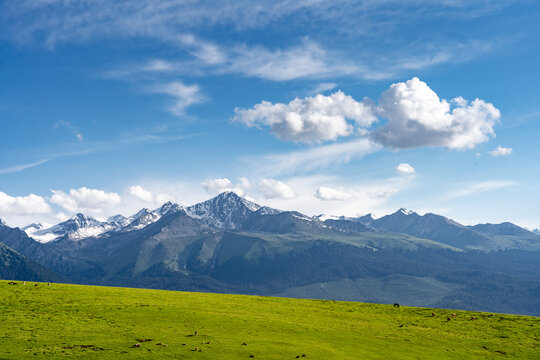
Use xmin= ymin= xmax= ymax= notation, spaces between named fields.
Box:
xmin=393 ymin=303 xmax=400 ymax=308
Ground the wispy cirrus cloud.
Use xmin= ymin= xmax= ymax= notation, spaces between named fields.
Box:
xmin=55 ymin=119 xmax=83 ymax=141
xmin=444 ymin=180 xmax=516 ymax=200
xmin=149 ymin=81 xmax=205 ymax=116
xmin=249 ymin=138 xmax=382 ymax=176
xmin=1 ymin=1 xmax=514 ymax=82
xmin=0 ymin=158 xmax=52 ymax=175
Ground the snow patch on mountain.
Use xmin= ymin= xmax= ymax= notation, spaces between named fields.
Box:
xmin=25 ymin=214 xmax=113 ymax=242
xmin=185 ymin=191 xmax=263 ymax=229
xmin=399 ymin=208 xmax=415 ymax=216
xmin=23 ymin=201 xmax=184 ymax=243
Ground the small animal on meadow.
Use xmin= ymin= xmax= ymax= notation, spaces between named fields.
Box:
xmin=194 ymin=347 xmax=199 ymax=351
xmin=194 ymin=331 xmax=198 ymax=336
xmin=47 ymin=283 xmax=50 ymax=286
xmin=242 ymin=342 xmax=248 ymax=345
xmin=452 ymin=313 xmax=457 ymax=317
xmin=446 ymin=317 xmax=451 ymax=321
xmin=34 ymin=283 xmax=38 ymax=287
xmin=431 ymin=312 xmax=435 ymax=317
xmin=132 ymin=343 xmax=141 ymax=348
xmin=23 ymin=281 xmax=26 ymax=285
xmin=393 ymin=303 xmax=400 ymax=308
xmin=471 ymin=316 xmax=478 ymax=320
xmin=249 ymin=355 xmax=255 ymax=358
xmin=489 ymin=314 xmax=495 ymax=317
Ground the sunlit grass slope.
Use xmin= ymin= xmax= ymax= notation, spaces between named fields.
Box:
xmin=0 ymin=280 xmax=538 ymax=359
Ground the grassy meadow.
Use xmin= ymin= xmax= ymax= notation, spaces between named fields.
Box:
xmin=0 ymin=280 xmax=538 ymax=359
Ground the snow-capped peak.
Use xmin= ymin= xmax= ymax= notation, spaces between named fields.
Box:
xmin=155 ymin=201 xmax=183 ymax=216
xmin=185 ymin=191 xmax=262 ymax=229
xmin=398 ymin=208 xmax=415 ymax=216
xmin=25 ymin=214 xmax=112 ymax=243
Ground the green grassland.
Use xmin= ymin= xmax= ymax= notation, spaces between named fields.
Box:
xmin=0 ymin=281 xmax=538 ymax=359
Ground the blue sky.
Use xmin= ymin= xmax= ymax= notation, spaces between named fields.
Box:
xmin=1 ymin=0 xmax=539 ymax=229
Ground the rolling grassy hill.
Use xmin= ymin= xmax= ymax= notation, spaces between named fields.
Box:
xmin=0 ymin=281 xmax=538 ymax=359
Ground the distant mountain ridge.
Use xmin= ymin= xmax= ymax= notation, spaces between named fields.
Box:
xmin=2 ymin=191 xmax=540 ymax=316
xmin=14 ymin=191 xmax=538 ymax=251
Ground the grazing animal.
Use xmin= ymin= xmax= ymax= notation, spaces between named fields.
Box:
xmin=446 ymin=317 xmax=451 ymax=321
xmin=393 ymin=303 xmax=400 ymax=308
xmin=194 ymin=347 xmax=199 ymax=351
xmin=194 ymin=331 xmax=198 ymax=336
xmin=452 ymin=313 xmax=457 ymax=317
xmin=23 ymin=281 xmax=26 ymax=285
xmin=489 ymin=314 xmax=495 ymax=317
xmin=132 ymin=343 xmax=141 ymax=348
xmin=431 ymin=313 xmax=435 ymax=317
xmin=34 ymin=283 xmax=39 ymax=287
xmin=249 ymin=355 xmax=255 ymax=358
xmin=471 ymin=316 xmax=478 ymax=320
xmin=242 ymin=342 xmax=248 ymax=346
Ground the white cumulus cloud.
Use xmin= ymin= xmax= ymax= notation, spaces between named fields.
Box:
xmin=0 ymin=191 xmax=51 ymax=216
xmin=258 ymin=179 xmax=296 ymax=199
xmin=127 ymin=185 xmax=175 ymax=205
xmin=127 ymin=185 xmax=154 ymax=202
xmin=233 ymin=91 xmax=376 ymax=143
xmin=489 ymin=146 xmax=513 ymax=157
xmin=374 ymin=77 xmax=500 ymax=149
xmin=201 ymin=178 xmax=246 ymax=196
xmin=50 ymin=187 xmax=121 ymax=213
xmin=396 ymin=163 xmax=415 ymax=175
xmin=236 ymin=77 xmax=500 ymax=152
xmin=314 ymin=187 xmax=352 ymax=201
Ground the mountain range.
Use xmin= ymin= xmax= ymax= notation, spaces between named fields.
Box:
xmin=1 ymin=192 xmax=539 ymax=316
